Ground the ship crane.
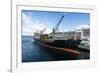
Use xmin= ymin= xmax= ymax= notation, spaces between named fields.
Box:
xmin=40 ymin=26 xmax=46 ymax=34
xmin=53 ymin=15 xmax=64 ymax=33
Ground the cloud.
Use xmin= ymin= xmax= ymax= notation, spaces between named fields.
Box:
xmin=76 ymin=24 xmax=89 ymax=30
xmin=22 ymin=12 xmax=51 ymax=36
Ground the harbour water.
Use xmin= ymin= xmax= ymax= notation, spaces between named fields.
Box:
xmin=22 ymin=36 xmax=90 ymax=62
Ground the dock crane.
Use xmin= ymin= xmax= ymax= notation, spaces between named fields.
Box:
xmin=53 ymin=15 xmax=64 ymax=33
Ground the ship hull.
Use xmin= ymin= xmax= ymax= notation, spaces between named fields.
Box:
xmin=34 ymin=38 xmax=81 ymax=49
xmin=33 ymin=38 xmax=81 ymax=56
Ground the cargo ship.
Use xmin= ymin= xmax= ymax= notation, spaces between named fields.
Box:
xmin=33 ymin=15 xmax=81 ymax=55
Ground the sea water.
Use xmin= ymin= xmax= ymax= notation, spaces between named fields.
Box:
xmin=22 ymin=36 xmax=89 ymax=62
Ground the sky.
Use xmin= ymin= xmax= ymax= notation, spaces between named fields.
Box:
xmin=22 ymin=10 xmax=90 ymax=36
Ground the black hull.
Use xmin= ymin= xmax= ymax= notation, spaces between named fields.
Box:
xmin=33 ymin=38 xmax=81 ymax=55
xmin=34 ymin=38 xmax=81 ymax=49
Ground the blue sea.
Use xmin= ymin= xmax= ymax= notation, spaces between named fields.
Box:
xmin=22 ymin=36 xmax=90 ymax=62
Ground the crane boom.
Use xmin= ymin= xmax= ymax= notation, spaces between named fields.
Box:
xmin=54 ymin=15 xmax=64 ymax=33
xmin=40 ymin=27 xmax=46 ymax=34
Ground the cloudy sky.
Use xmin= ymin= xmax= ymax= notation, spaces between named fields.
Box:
xmin=22 ymin=10 xmax=90 ymax=36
